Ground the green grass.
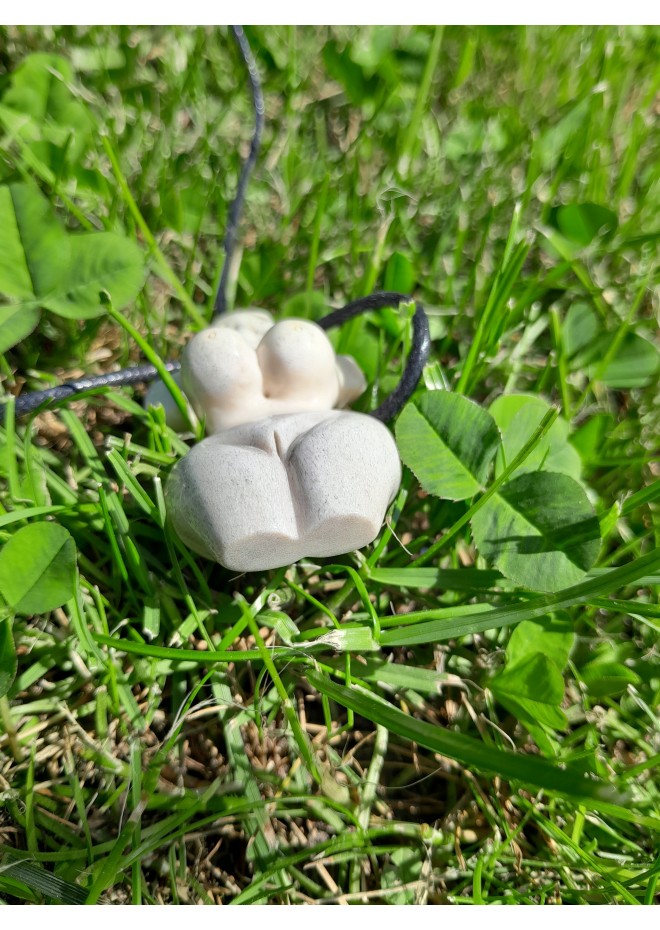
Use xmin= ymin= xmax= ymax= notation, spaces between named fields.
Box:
xmin=0 ymin=25 xmax=659 ymax=904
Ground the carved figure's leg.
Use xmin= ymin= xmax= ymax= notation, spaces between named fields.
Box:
xmin=288 ymin=412 xmax=401 ymax=558
xmin=166 ymin=411 xmax=401 ymax=571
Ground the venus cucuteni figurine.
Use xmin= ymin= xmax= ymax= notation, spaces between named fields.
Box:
xmin=161 ymin=311 xmax=402 ymax=571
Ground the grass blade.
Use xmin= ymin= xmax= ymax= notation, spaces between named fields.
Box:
xmin=307 ymin=669 xmax=659 ymax=830
xmin=381 ymin=548 xmax=660 ymax=646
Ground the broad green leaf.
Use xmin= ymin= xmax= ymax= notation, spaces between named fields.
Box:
xmin=3 ymin=53 xmax=76 ymax=121
xmin=562 ymin=304 xmax=659 ymax=388
xmin=381 ymin=847 xmax=422 ymax=904
xmin=571 ymin=412 xmax=615 ymax=465
xmin=506 ymin=614 xmax=574 ymax=671
xmin=489 ymin=393 xmax=582 ymax=480
xmin=470 ymin=471 xmax=601 ymax=592
xmin=0 ymin=620 xmax=17 ymax=699
xmin=396 ymin=391 xmax=501 ymax=500
xmin=0 ymin=183 xmax=70 ymax=300
xmin=595 ymin=332 xmax=659 ymax=389
xmin=384 ymin=251 xmax=415 ymax=294
xmin=0 ymin=185 xmax=144 ymax=328
xmin=0 ymin=303 xmax=41 ymax=354
xmin=491 ymin=652 xmax=567 ymax=730
xmin=43 ymin=232 xmax=145 ymax=318
xmin=0 ymin=522 xmax=76 ymax=615
xmin=2 ymin=53 xmax=92 ymax=168
xmin=281 ymin=290 xmax=329 ymax=320
xmin=562 ymin=302 xmax=601 ymax=362
xmin=580 ymin=661 xmax=641 ymax=697
xmin=497 ymin=693 xmax=567 ymax=733
xmin=322 ymin=40 xmax=376 ymax=104
xmin=501 ymin=645 xmax=567 ymax=701
xmin=556 ymin=202 xmax=618 ymax=247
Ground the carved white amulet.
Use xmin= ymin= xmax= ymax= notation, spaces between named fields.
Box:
xmin=162 ymin=311 xmax=402 ymax=571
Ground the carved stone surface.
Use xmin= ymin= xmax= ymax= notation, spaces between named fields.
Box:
xmin=144 ymin=309 xmax=366 ymax=433
xmin=209 ymin=307 xmax=274 ymax=348
xmin=157 ymin=309 xmax=399 ymax=570
xmin=165 ymin=410 xmax=401 ymax=571
xmin=144 ymin=310 xmax=276 ymax=430
xmin=181 ymin=316 xmax=366 ymax=433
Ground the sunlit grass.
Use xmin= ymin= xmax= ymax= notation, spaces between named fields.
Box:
xmin=0 ymin=25 xmax=658 ymax=904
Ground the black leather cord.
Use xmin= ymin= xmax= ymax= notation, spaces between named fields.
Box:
xmin=6 ymin=361 xmax=183 ymax=420
xmin=5 ymin=293 xmax=429 ymax=423
xmin=318 ymin=292 xmax=431 ymax=422
xmin=213 ymin=26 xmax=265 ymax=318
